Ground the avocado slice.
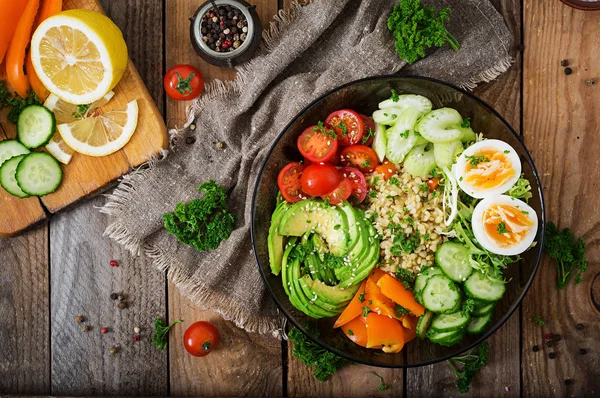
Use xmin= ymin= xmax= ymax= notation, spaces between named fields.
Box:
xmin=303 ymin=275 xmax=359 ymax=305
xmin=298 ymin=275 xmax=348 ymax=313
xmin=281 ymin=237 xmax=297 ymax=297
xmin=268 ymin=202 xmax=291 ymax=275
xmin=335 ymin=218 xmax=380 ymax=287
xmin=278 ymin=199 xmax=349 ymax=256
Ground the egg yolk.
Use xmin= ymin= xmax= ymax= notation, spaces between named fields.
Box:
xmin=482 ymin=204 xmax=534 ymax=247
xmin=464 ymin=148 xmax=515 ymax=189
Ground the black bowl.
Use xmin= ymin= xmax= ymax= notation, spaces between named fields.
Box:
xmin=251 ymin=75 xmax=546 ymax=367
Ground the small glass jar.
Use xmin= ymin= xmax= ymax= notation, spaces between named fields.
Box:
xmin=190 ymin=0 xmax=263 ymax=67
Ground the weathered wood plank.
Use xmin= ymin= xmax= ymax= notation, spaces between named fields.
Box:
xmin=164 ymin=0 xmax=283 ymax=395
xmin=49 ymin=196 xmax=168 ymax=395
xmin=0 ymin=227 xmax=50 ymax=394
xmin=522 ymin=1 xmax=600 ymax=396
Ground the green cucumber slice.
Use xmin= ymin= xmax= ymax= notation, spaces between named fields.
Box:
xmin=403 ymin=144 xmax=436 ymax=178
xmin=15 ymin=152 xmax=63 ymax=196
xmin=0 ymin=140 xmax=30 ymax=168
xmin=433 ymin=141 xmax=463 ymax=168
xmin=414 ymin=266 xmax=443 ymax=302
xmin=430 ymin=311 xmax=470 ymax=333
xmin=427 ymin=328 xmax=465 ymax=346
xmin=17 ymin=105 xmax=56 ymax=149
xmin=378 ymin=94 xmax=433 ymax=114
xmin=459 ymin=126 xmax=477 ymax=142
xmin=372 ymin=108 xmax=403 ymax=125
xmin=416 ymin=108 xmax=464 ymax=143
xmin=421 ymin=274 xmax=461 ymax=314
xmin=472 ymin=302 xmax=495 ymax=317
xmin=416 ymin=310 xmax=434 ymax=339
xmin=435 ymin=242 xmax=473 ymax=282
xmin=466 ymin=312 xmax=493 ymax=335
xmin=372 ymin=123 xmax=387 ymax=163
xmin=464 ymin=271 xmax=506 ymax=302
xmin=0 ymin=155 xmax=29 ymax=198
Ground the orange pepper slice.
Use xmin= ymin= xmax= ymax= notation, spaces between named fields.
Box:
xmin=341 ymin=316 xmax=382 ymax=348
xmin=333 ymin=280 xmax=366 ymax=328
xmin=367 ymin=267 xmax=388 ymax=284
xmin=377 ymin=274 xmax=425 ymax=317
xmin=365 ymin=278 xmax=398 ymax=319
xmin=365 ymin=312 xmax=405 ymax=353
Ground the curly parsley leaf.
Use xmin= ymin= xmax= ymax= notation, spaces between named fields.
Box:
xmin=0 ymin=81 xmax=41 ymax=124
xmin=152 ymin=318 xmax=182 ymax=350
xmin=544 ymin=221 xmax=588 ymax=289
xmin=447 ymin=341 xmax=489 ymax=393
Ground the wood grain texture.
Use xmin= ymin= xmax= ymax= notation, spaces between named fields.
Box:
xmin=49 ymin=195 xmax=167 ymax=395
xmin=522 ymin=1 xmax=600 ymax=396
xmin=0 ymin=227 xmax=50 ymax=395
xmin=165 ymin=1 xmax=282 ymax=396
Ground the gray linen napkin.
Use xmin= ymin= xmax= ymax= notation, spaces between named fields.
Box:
xmin=101 ymin=0 xmax=513 ymax=335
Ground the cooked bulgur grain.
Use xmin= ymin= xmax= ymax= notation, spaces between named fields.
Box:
xmin=365 ymin=168 xmax=447 ymax=275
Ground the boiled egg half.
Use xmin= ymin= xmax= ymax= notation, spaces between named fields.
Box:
xmin=455 ymin=139 xmax=521 ymax=199
xmin=472 ymin=195 xmax=538 ymax=256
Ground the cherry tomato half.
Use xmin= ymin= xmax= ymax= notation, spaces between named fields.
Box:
xmin=359 ymin=114 xmax=376 ymax=146
xmin=300 ymin=163 xmax=341 ymax=197
xmin=339 ymin=167 xmax=367 ymax=204
xmin=340 ymin=145 xmax=379 ymax=173
xmin=183 ymin=321 xmax=220 ymax=357
xmin=325 ymin=109 xmax=364 ymax=146
xmin=322 ymin=178 xmax=352 ymax=205
xmin=297 ymin=125 xmax=338 ymax=163
xmin=374 ymin=160 xmax=397 ymax=180
xmin=277 ymin=162 xmax=306 ymax=203
xmin=164 ymin=64 xmax=204 ymax=100
xmin=426 ymin=177 xmax=440 ymax=192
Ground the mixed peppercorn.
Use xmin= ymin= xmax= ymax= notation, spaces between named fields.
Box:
xmin=201 ymin=5 xmax=249 ymax=52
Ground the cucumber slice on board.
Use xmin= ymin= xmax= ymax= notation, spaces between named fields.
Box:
xmin=435 ymin=241 xmax=473 ymax=282
xmin=421 ymin=274 xmax=461 ymax=314
xmin=416 ymin=108 xmax=464 ymax=143
xmin=372 ymin=123 xmax=387 ymax=163
xmin=403 ymin=144 xmax=436 ymax=178
xmin=378 ymin=94 xmax=433 ymax=115
xmin=416 ymin=310 xmax=434 ymax=339
xmin=433 ymin=140 xmax=463 ymax=168
xmin=15 ymin=152 xmax=63 ymax=196
xmin=0 ymin=155 xmax=29 ymax=198
xmin=430 ymin=311 xmax=470 ymax=333
xmin=0 ymin=140 xmax=30 ymax=168
xmin=464 ymin=271 xmax=506 ymax=302
xmin=466 ymin=312 xmax=493 ymax=335
xmin=17 ymin=105 xmax=56 ymax=148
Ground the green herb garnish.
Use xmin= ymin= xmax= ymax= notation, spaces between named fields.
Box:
xmin=545 ymin=221 xmax=588 ymax=289
xmin=0 ymin=81 xmax=41 ymax=124
xmin=395 ymin=268 xmax=414 ymax=290
xmin=394 ymin=304 xmax=410 ymax=317
xmin=461 ymin=118 xmax=471 ymax=128
xmin=347 ymin=329 xmax=354 ymax=336
xmin=152 ymin=318 xmax=182 ymax=350
xmin=390 ymin=89 xmax=400 ymax=102
xmin=72 ymin=103 xmax=91 ymax=119
xmin=532 ymin=315 xmax=545 ymax=326
xmin=496 ymin=222 xmax=509 ymax=235
xmin=447 ymin=341 xmax=489 ymax=393
xmin=372 ymin=372 xmax=389 ymax=391
xmin=359 ymin=292 xmax=366 ymax=303
xmin=465 ymin=154 xmax=490 ymax=167
xmin=400 ymin=129 xmax=410 ymax=139
xmin=362 ymin=306 xmax=372 ymax=317
xmin=388 ymin=177 xmax=400 ymax=187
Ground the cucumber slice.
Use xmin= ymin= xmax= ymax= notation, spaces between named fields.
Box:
xmin=15 ymin=152 xmax=63 ymax=196
xmin=378 ymin=94 xmax=433 ymax=114
xmin=403 ymin=144 xmax=436 ymax=178
xmin=472 ymin=302 xmax=495 ymax=317
xmin=416 ymin=310 xmax=434 ymax=339
xmin=430 ymin=311 xmax=470 ymax=333
xmin=372 ymin=123 xmax=387 ymax=163
xmin=372 ymin=108 xmax=403 ymax=125
xmin=385 ymin=107 xmax=423 ymax=164
xmin=414 ymin=266 xmax=443 ymax=301
xmin=17 ymin=105 xmax=56 ymax=149
xmin=414 ymin=134 xmax=429 ymax=146
xmin=433 ymin=141 xmax=463 ymax=168
xmin=464 ymin=271 xmax=506 ymax=302
xmin=421 ymin=274 xmax=461 ymax=314
xmin=435 ymin=242 xmax=473 ymax=282
xmin=0 ymin=140 xmax=30 ymax=168
xmin=0 ymin=155 xmax=29 ymax=198
xmin=459 ymin=126 xmax=477 ymax=142
xmin=428 ymin=328 xmax=465 ymax=347
xmin=467 ymin=312 xmax=493 ymax=335
xmin=416 ymin=108 xmax=464 ymax=143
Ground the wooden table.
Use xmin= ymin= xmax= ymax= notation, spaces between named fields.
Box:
xmin=1 ymin=0 xmax=598 ymax=396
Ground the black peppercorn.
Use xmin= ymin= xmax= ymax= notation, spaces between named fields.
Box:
xmin=201 ymin=27 xmax=207 ymax=34
xmin=565 ymin=379 xmax=573 ymax=386
xmin=227 ymin=11 xmax=233 ymax=18
xmin=560 ymin=59 xmax=569 ymax=67
xmin=186 ymin=136 xmax=196 ymax=145
xmin=553 ymin=334 xmax=561 ymax=342
xmin=110 ymin=293 xmax=118 ymax=300
xmin=576 ymin=323 xmax=584 ymax=330
xmin=579 ymin=348 xmax=587 ymax=355
xmin=532 ymin=345 xmax=539 ymax=352
xmin=549 ymin=352 xmax=556 ymax=359
xmin=564 ymin=67 xmax=573 ymax=75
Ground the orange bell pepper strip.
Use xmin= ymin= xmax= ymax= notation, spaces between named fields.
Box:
xmin=26 ymin=0 xmax=62 ymax=101
xmin=377 ymin=274 xmax=425 ymax=317
xmin=365 ymin=278 xmax=398 ymax=319
xmin=374 ymin=160 xmax=397 ymax=180
xmin=333 ymin=280 xmax=366 ymax=328
xmin=401 ymin=315 xmax=419 ymax=343
xmin=403 ymin=326 xmax=417 ymax=343
xmin=341 ymin=316 xmax=382 ymax=348
xmin=6 ymin=0 xmax=40 ymax=98
xmin=0 ymin=1 xmax=28 ymax=63
xmin=367 ymin=267 xmax=388 ymax=284
xmin=365 ymin=313 xmax=405 ymax=353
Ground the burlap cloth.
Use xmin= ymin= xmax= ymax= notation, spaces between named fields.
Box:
xmin=101 ymin=0 xmax=514 ymax=335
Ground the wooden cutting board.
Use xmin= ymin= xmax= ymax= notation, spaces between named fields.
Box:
xmin=0 ymin=0 xmax=168 ymax=237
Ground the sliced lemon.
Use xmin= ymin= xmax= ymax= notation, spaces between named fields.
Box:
xmin=44 ymin=92 xmax=115 ymax=164
xmin=30 ymin=10 xmax=128 ymax=104
xmin=57 ymin=100 xmax=138 ymax=157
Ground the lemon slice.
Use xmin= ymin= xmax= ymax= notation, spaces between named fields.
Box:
xmin=44 ymin=92 xmax=115 ymax=164
xmin=30 ymin=10 xmax=128 ymax=104
xmin=57 ymin=100 xmax=138 ymax=157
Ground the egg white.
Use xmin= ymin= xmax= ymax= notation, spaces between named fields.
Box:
xmin=456 ymin=139 xmax=521 ymax=199
xmin=472 ymin=195 xmax=538 ymax=256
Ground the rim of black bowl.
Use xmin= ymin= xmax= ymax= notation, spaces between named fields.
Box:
xmin=251 ymin=74 xmax=546 ymax=368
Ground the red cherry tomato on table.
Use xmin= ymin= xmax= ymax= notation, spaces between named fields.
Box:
xmin=322 ymin=178 xmax=352 ymax=205
xmin=339 ymin=167 xmax=367 ymax=204
xmin=300 ymin=163 xmax=341 ymax=197
xmin=297 ymin=124 xmax=338 ymax=163
xmin=374 ymin=160 xmax=397 ymax=180
xmin=359 ymin=114 xmax=376 ymax=146
xmin=325 ymin=109 xmax=364 ymax=146
xmin=277 ymin=162 xmax=306 ymax=203
xmin=183 ymin=321 xmax=220 ymax=357
xmin=340 ymin=145 xmax=379 ymax=173
xmin=164 ymin=64 xmax=204 ymax=101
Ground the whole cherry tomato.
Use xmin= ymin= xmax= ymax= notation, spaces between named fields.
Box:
xmin=164 ymin=64 xmax=204 ymax=100
xmin=183 ymin=321 xmax=220 ymax=357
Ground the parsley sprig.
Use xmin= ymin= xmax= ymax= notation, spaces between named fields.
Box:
xmin=465 ymin=154 xmax=490 ymax=167
xmin=544 ymin=221 xmax=588 ymax=289
xmin=446 ymin=341 xmax=489 ymax=393
xmin=152 ymin=318 xmax=182 ymax=350
xmin=0 ymin=81 xmax=41 ymax=124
